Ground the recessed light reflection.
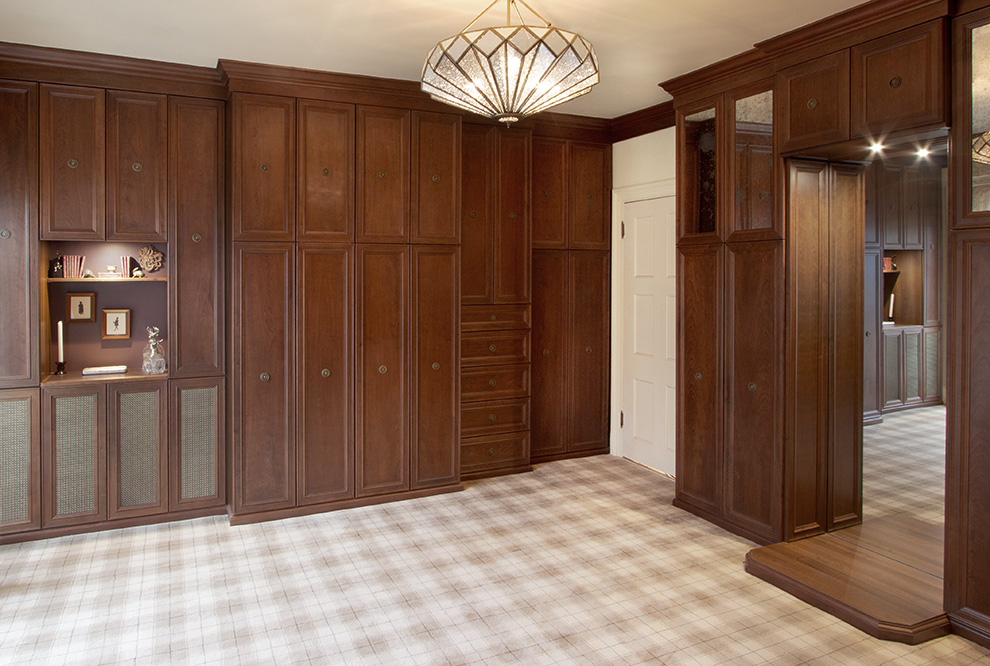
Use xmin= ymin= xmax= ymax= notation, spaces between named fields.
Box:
xmin=869 ymin=142 xmax=884 ymax=153
xmin=917 ymin=148 xmax=931 ymax=158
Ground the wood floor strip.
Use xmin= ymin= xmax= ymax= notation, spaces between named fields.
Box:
xmin=830 ymin=515 xmax=944 ymax=578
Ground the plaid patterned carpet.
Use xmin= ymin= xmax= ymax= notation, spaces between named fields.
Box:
xmin=2 ymin=421 xmax=988 ymax=664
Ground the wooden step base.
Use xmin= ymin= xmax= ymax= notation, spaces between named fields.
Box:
xmin=745 ymin=515 xmax=949 ymax=645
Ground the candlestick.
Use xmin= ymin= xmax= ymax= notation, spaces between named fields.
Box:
xmin=57 ymin=320 xmax=64 ymax=363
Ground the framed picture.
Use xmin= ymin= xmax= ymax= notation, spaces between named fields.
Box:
xmin=102 ymin=309 xmax=131 ymax=340
xmin=66 ymin=293 xmax=96 ymax=322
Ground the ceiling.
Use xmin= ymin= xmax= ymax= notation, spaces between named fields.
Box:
xmin=0 ymin=0 xmax=867 ymax=119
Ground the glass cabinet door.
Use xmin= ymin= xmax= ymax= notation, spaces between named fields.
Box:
xmin=729 ymin=86 xmax=776 ymax=240
xmin=678 ymin=100 xmax=719 ymax=241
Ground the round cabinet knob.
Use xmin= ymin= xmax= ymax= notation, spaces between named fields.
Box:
xmin=488 ymin=413 xmax=497 ymax=422
xmin=321 ymin=368 xmax=331 ymax=378
xmin=379 ymin=365 xmax=388 ymax=374
xmin=585 ymin=346 xmax=592 ymax=354
xmin=587 ymin=193 xmax=593 ymax=200
xmin=379 ymin=171 xmax=388 ymax=179
xmin=132 ymin=162 xmax=143 ymax=172
xmin=806 ymin=98 xmax=819 ymax=110
xmin=432 ymin=174 xmax=441 ymax=183
xmin=543 ymin=349 xmax=550 ymax=357
xmin=490 ymin=315 xmax=497 ymax=321
xmin=865 ymin=331 xmax=872 ymax=338
xmin=509 ymin=212 xmax=517 ymax=220
xmin=191 ymin=233 xmax=203 ymax=243
xmin=695 ymin=373 xmax=703 ymax=381
xmin=488 ymin=448 xmax=497 ymax=457
xmin=748 ymin=382 xmax=758 ymax=392
xmin=889 ymin=76 xmax=902 ymax=88
xmin=260 ymin=372 xmax=271 ymax=382
xmin=260 ymin=164 xmax=269 ymax=173
xmin=67 ymin=158 xmax=79 ymax=169
xmin=432 ymin=362 xmax=440 ymax=371
xmin=0 ymin=229 xmax=9 ymax=239
xmin=489 ymin=344 xmax=497 ymax=353
xmin=489 ymin=379 xmax=497 ymax=387
xmin=322 ymin=167 xmax=330 ymax=176
xmin=470 ymin=211 xmax=478 ymax=219
xmin=543 ymin=190 xmax=550 ymax=196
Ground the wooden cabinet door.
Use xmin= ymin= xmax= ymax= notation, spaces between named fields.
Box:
xmin=0 ymin=80 xmax=39 ymax=389
xmin=676 ymin=244 xmax=722 ymax=515
xmin=41 ymin=383 xmax=106 ymax=527
xmin=40 ymin=84 xmax=105 ymax=240
xmin=168 ymin=96 xmax=224 ymax=378
xmin=903 ymin=326 xmax=925 ymax=406
xmin=880 ymin=163 xmax=904 ymax=249
xmin=297 ymin=244 xmax=354 ymax=505
xmin=568 ymin=142 xmax=611 ymax=250
xmin=724 ymin=240 xmax=782 ymax=543
xmin=777 ymin=51 xmax=850 ymax=153
xmin=851 ymin=20 xmax=947 ymax=137
xmin=355 ymin=245 xmax=408 ymax=496
xmin=108 ymin=380 xmax=167 ymax=520
xmin=107 ymin=90 xmax=167 ymax=241
xmin=169 ymin=377 xmax=225 ymax=511
xmin=494 ymin=128 xmax=531 ymax=303
xmin=232 ymin=243 xmax=295 ymax=514
xmin=297 ymin=100 xmax=354 ymax=241
xmin=530 ymin=250 xmax=567 ymax=458
xmin=882 ymin=328 xmax=903 ymax=409
xmin=567 ymin=250 xmax=610 ymax=452
xmin=411 ymin=246 xmax=459 ymax=489
xmin=901 ymin=167 xmax=925 ymax=250
xmin=532 ymin=137 xmax=568 ymax=248
xmin=411 ymin=112 xmax=460 ymax=244
xmin=460 ymin=125 xmax=495 ymax=304
xmin=864 ymin=250 xmax=883 ymax=423
xmin=924 ymin=197 xmax=941 ymax=326
xmin=923 ymin=327 xmax=941 ymax=402
xmin=0 ymin=388 xmax=41 ymax=535
xmin=356 ymin=106 xmax=410 ymax=243
xmin=230 ymin=94 xmax=295 ymax=241
xmin=864 ymin=162 xmax=880 ymax=247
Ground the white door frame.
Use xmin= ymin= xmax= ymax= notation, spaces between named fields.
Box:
xmin=609 ymin=179 xmax=677 ymax=458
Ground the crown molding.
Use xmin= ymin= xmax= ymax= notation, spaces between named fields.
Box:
xmin=609 ymin=101 xmax=676 ymax=143
xmin=660 ymin=49 xmax=774 ymax=104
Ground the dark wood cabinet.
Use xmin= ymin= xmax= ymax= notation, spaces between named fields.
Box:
xmin=494 ymin=128 xmax=532 ymax=303
xmin=297 ymin=244 xmax=353 ymax=505
xmin=297 ymin=99 xmax=354 ymax=242
xmin=531 ymin=250 xmax=567 ymax=458
xmin=0 ymin=80 xmax=39 ymax=389
xmin=778 ymin=51 xmax=850 ymax=154
xmin=107 ymin=90 xmax=167 ymax=241
xmin=168 ymin=96 xmax=225 ymax=378
xmin=40 ymin=84 xmax=105 ymax=240
xmin=568 ymin=143 xmax=611 ymax=250
xmin=864 ymin=249 xmax=883 ymax=424
xmin=460 ymin=125 xmax=495 ymax=304
xmin=882 ymin=325 xmax=939 ymax=411
xmin=169 ymin=376 xmax=224 ymax=512
xmin=356 ymin=106 xmax=410 ymax=243
xmin=0 ymin=388 xmax=40 ymax=535
xmin=230 ymin=93 xmax=295 ymax=241
xmin=107 ymin=379 xmax=168 ymax=519
xmin=566 ymin=251 xmax=610 ymax=452
xmin=411 ymin=246 xmax=459 ymax=489
xmin=411 ymin=112 xmax=460 ymax=244
xmin=880 ymin=164 xmax=931 ymax=251
xmin=532 ymin=137 xmax=567 ymax=248
xmin=231 ymin=243 xmax=295 ymax=514
xmin=355 ymin=244 xmax=409 ymax=496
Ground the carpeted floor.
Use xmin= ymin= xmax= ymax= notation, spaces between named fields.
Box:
xmin=2 ymin=408 xmax=988 ymax=665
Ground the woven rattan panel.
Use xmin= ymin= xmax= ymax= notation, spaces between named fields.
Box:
xmin=55 ymin=394 xmax=96 ymax=517
xmin=884 ymin=334 xmax=900 ymax=404
xmin=905 ymin=333 xmax=920 ymax=399
xmin=0 ymin=398 xmax=31 ymax=524
xmin=925 ymin=330 xmax=939 ymax=398
xmin=118 ymin=391 xmax=159 ymax=507
xmin=180 ymin=387 xmax=216 ymax=500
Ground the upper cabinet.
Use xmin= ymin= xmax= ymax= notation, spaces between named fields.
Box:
xmin=532 ymin=137 xmax=567 ymax=248
xmin=568 ymin=142 xmax=611 ymax=250
xmin=356 ymin=106 xmax=410 ymax=243
xmin=411 ymin=111 xmax=460 ymax=245
xmin=678 ymin=98 xmax=721 ymax=243
xmin=777 ymin=51 xmax=850 ymax=154
xmin=729 ymin=86 xmax=775 ymax=240
xmin=297 ymin=99 xmax=354 ymax=242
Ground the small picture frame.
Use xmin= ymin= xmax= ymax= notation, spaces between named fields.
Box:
xmin=102 ymin=309 xmax=131 ymax=340
xmin=66 ymin=293 xmax=96 ymax=322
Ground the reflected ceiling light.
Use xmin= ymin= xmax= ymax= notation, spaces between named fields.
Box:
xmin=917 ymin=147 xmax=931 ymax=158
xmin=421 ymin=0 xmax=600 ymax=125
xmin=869 ymin=142 xmax=884 ymax=154
xmin=974 ymin=131 xmax=990 ymax=164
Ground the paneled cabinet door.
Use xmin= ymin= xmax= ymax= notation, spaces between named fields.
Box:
xmin=297 ymin=245 xmax=354 ymax=505
xmin=355 ymin=245 xmax=409 ymax=497
xmin=0 ymin=80 xmax=39 ymax=389
xmin=0 ymin=388 xmax=40 ymax=535
xmin=567 ymin=251 xmax=610 ymax=451
xmin=530 ymin=250 xmax=567 ymax=458
xmin=568 ymin=142 xmax=611 ymax=250
xmin=864 ymin=250 xmax=883 ymax=423
xmin=168 ymin=96 xmax=224 ymax=378
xmin=169 ymin=377 xmax=225 ymax=511
xmin=297 ymin=100 xmax=354 ymax=241
xmin=411 ymin=246 xmax=459 ymax=489
xmin=724 ymin=240 xmax=782 ymax=543
xmin=494 ymin=128 xmax=531 ymax=303
xmin=676 ymin=244 xmax=722 ymax=515
xmin=232 ymin=243 xmax=295 ymax=514
xmin=777 ymin=51 xmax=850 ymax=154
xmin=357 ymin=106 xmax=410 ymax=243
xmin=532 ymin=137 xmax=568 ymax=248
xmin=108 ymin=380 xmax=167 ymax=520
xmin=40 ymin=84 xmax=105 ymax=240
xmin=107 ymin=90 xmax=167 ymax=241
xmin=411 ymin=112 xmax=460 ymax=244
xmin=41 ymin=383 xmax=107 ymax=528
xmin=460 ymin=125 xmax=495 ymax=304
xmin=230 ymin=94 xmax=295 ymax=241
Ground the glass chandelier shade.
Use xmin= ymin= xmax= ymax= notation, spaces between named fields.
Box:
xmin=974 ymin=130 xmax=990 ymax=165
xmin=421 ymin=1 xmax=599 ymax=124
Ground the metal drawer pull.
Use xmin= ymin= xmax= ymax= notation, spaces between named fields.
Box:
xmin=132 ymin=162 xmax=142 ymax=172
xmin=260 ymin=164 xmax=269 ymax=172
xmin=489 ymin=379 xmax=497 ymax=387
xmin=0 ymin=229 xmax=9 ymax=239
xmin=807 ymin=98 xmax=818 ymax=110
xmin=509 ymin=212 xmax=517 ymax=219
xmin=379 ymin=365 xmax=388 ymax=374
xmin=489 ymin=344 xmax=497 ymax=353
xmin=191 ymin=233 xmax=203 ymax=243
xmin=321 ymin=368 xmax=331 ymax=378
xmin=67 ymin=158 xmax=79 ymax=168
xmin=695 ymin=373 xmax=702 ymax=381
xmin=470 ymin=211 xmax=478 ymax=219
xmin=585 ymin=346 xmax=592 ymax=354
xmin=488 ymin=448 xmax=497 ymax=456
xmin=488 ymin=413 xmax=497 ymax=422
xmin=432 ymin=174 xmax=441 ymax=183
xmin=889 ymin=76 xmax=902 ymax=88
xmin=322 ymin=167 xmax=330 ymax=176
xmin=432 ymin=362 xmax=440 ymax=371
xmin=260 ymin=372 xmax=271 ymax=382
xmin=379 ymin=171 xmax=387 ymax=179
xmin=490 ymin=315 xmax=497 ymax=321
xmin=748 ymin=382 xmax=757 ymax=392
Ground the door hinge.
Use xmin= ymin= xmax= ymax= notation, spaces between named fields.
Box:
xmin=621 ymin=221 xmax=625 ymax=238
xmin=620 ymin=411 xmax=624 ymax=427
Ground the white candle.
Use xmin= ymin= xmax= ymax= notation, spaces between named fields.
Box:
xmin=57 ymin=320 xmax=64 ymax=363
xmin=888 ymin=293 xmax=895 ymax=321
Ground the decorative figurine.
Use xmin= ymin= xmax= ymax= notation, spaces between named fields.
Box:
xmin=142 ymin=326 xmax=166 ymax=375
xmin=138 ymin=245 xmax=165 ymax=273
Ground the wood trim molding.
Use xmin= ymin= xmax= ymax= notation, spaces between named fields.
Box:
xmin=609 ymin=101 xmax=676 ymax=143
xmin=0 ymin=41 xmax=225 ymax=99
xmin=949 ymin=608 xmax=990 ymax=649
xmin=660 ymin=49 xmax=774 ymax=104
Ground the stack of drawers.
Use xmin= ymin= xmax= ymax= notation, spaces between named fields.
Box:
xmin=460 ymin=304 xmax=533 ymax=479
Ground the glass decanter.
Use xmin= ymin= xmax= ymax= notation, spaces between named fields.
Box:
xmin=142 ymin=326 xmax=167 ymax=375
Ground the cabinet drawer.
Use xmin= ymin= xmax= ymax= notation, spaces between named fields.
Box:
xmin=461 ymin=398 xmax=530 ymax=437
xmin=462 ymin=330 xmax=530 ymax=366
xmin=461 ymin=431 xmax=530 ymax=471
xmin=461 ymin=364 xmax=530 ymax=402
xmin=461 ymin=304 xmax=531 ymax=331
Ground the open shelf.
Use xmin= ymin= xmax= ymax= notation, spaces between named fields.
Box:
xmin=42 ymin=369 xmax=167 ymax=385
xmin=47 ymin=277 xmax=167 ymax=283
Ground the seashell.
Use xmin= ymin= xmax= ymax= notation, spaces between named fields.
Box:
xmin=138 ymin=245 xmax=164 ymax=273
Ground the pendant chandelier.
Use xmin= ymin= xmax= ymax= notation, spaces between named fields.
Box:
xmin=421 ymin=0 xmax=599 ymax=125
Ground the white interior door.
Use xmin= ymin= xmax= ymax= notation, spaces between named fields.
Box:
xmin=621 ymin=196 xmax=677 ymax=475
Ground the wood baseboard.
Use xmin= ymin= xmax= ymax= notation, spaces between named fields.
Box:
xmin=531 ymin=448 xmax=609 ymax=464
xmin=671 ymin=496 xmax=776 ymax=546
xmin=461 ymin=464 xmax=533 ymax=482
xmin=949 ymin=608 xmax=990 ymax=650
